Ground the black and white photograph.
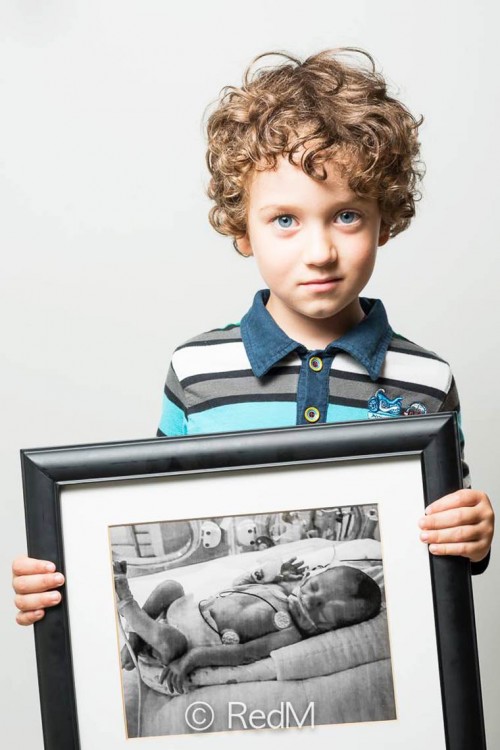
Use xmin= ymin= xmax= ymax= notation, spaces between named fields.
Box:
xmin=110 ymin=504 xmax=394 ymax=737
xmin=19 ymin=416 xmax=486 ymax=749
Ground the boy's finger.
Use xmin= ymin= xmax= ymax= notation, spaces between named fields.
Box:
xmin=12 ymin=572 xmax=65 ymax=595
xmin=12 ymin=556 xmax=56 ymax=576
xmin=14 ymin=590 xmax=62 ymax=612
xmin=16 ymin=609 xmax=45 ymax=626
xmin=427 ymin=541 xmax=488 ymax=560
xmin=419 ymin=506 xmax=480 ymax=531
xmin=420 ymin=523 xmax=482 ymax=546
xmin=424 ymin=491 xmax=481 ymax=515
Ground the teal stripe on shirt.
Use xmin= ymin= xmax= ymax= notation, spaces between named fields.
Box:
xmin=186 ymin=401 xmax=298 ymax=435
xmin=159 ymin=394 xmax=186 ymax=436
xmin=326 ymin=403 xmax=369 ymax=423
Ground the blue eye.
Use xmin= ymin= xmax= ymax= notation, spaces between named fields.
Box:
xmin=337 ymin=211 xmax=359 ymax=225
xmin=274 ymin=214 xmax=295 ymax=229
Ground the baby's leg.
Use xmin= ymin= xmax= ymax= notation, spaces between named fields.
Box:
xmin=121 ymin=579 xmax=186 ymax=669
xmin=118 ymin=599 xmax=187 ymax=665
xmin=141 ymin=579 xmax=186 ymax=619
xmin=114 ymin=563 xmax=187 ymax=666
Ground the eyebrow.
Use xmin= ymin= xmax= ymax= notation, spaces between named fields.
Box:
xmin=258 ymin=204 xmax=302 ymax=215
xmin=258 ymin=198 xmax=368 ymax=215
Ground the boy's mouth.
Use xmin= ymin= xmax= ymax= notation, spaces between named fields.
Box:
xmin=301 ymin=277 xmax=342 ymax=289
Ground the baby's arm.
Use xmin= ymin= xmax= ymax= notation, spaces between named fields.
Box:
xmin=232 ymin=557 xmax=306 ymax=586
xmin=163 ymin=626 xmax=302 ymax=694
xmin=12 ymin=556 xmax=65 ymax=625
xmin=419 ymin=489 xmax=494 ymax=568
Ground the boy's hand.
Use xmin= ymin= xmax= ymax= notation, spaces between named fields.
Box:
xmin=419 ymin=490 xmax=494 ymax=563
xmin=12 ymin=556 xmax=65 ymax=626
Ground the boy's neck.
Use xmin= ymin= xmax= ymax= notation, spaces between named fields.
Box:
xmin=265 ymin=295 xmax=366 ymax=351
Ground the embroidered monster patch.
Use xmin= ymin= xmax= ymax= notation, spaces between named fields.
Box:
xmin=368 ymin=388 xmax=427 ymax=419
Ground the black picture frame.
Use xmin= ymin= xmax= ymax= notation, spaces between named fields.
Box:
xmin=22 ymin=413 xmax=486 ymax=750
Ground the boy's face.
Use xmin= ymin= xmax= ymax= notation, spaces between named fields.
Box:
xmin=289 ymin=566 xmax=366 ymax=633
xmin=236 ymin=155 xmax=389 ymax=343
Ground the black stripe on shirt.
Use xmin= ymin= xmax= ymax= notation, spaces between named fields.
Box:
xmin=181 ymin=366 xmax=301 ymax=388
xmin=387 ymin=342 xmax=448 ymax=363
xmin=176 ymin=335 xmax=242 ymax=350
xmin=164 ymin=385 xmax=188 ymax=414
xmin=327 ymin=395 xmax=368 ymax=408
xmin=187 ymin=392 xmax=298 ymax=415
xmin=329 ymin=369 xmax=447 ymax=401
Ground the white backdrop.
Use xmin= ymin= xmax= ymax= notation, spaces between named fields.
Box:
xmin=1 ymin=1 xmax=498 ymax=747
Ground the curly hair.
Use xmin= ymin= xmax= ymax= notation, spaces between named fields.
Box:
xmin=204 ymin=48 xmax=424 ymax=245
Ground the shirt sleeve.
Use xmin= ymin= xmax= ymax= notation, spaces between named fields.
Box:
xmin=156 ymin=361 xmax=188 ymax=437
xmin=439 ymin=373 xmax=490 ymax=575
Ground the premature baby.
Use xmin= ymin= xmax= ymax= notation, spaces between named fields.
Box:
xmin=114 ymin=556 xmax=381 ymax=693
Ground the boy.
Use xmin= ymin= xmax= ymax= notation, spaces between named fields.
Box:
xmin=12 ymin=47 xmax=493 ymax=624
xmin=113 ymin=557 xmax=381 ymax=694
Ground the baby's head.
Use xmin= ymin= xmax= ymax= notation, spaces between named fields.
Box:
xmin=204 ymin=47 xmax=424 ymax=250
xmin=288 ymin=564 xmax=381 ymax=634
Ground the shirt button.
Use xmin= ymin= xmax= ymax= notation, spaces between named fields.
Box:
xmin=309 ymin=356 xmax=323 ymax=372
xmin=304 ymin=406 xmax=320 ymax=423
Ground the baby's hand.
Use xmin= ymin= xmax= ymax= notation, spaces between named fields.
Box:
xmin=160 ymin=655 xmax=192 ymax=695
xmin=279 ymin=557 xmax=307 ymax=581
xmin=251 ymin=560 xmax=281 ymax=582
xmin=12 ymin=556 xmax=65 ymax=626
xmin=419 ymin=489 xmax=494 ymax=563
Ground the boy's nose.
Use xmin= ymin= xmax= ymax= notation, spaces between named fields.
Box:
xmin=303 ymin=229 xmax=338 ymax=266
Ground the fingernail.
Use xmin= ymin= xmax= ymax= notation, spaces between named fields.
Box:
xmin=420 ymin=532 xmax=429 ymax=541
xmin=34 ymin=610 xmax=44 ymax=618
xmin=54 ymin=573 xmax=64 ymax=585
xmin=418 ymin=518 xmax=425 ymax=528
xmin=429 ymin=544 xmax=438 ymax=553
xmin=49 ymin=592 xmax=61 ymax=602
xmin=44 ymin=562 xmax=55 ymax=572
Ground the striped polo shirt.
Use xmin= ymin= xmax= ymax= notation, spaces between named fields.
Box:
xmin=157 ymin=290 xmax=492 ymax=575
xmin=158 ymin=290 xmax=466 ymax=461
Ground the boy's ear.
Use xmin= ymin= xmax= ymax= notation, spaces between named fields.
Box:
xmin=378 ymin=224 xmax=390 ymax=247
xmin=235 ymin=235 xmax=253 ymax=257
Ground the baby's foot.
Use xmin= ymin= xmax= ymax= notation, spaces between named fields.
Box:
xmin=121 ymin=643 xmax=135 ymax=670
xmin=113 ymin=560 xmax=134 ymax=604
xmin=120 ymin=632 xmax=144 ymax=671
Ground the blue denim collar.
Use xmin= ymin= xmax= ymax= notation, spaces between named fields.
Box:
xmin=241 ymin=289 xmax=393 ymax=381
